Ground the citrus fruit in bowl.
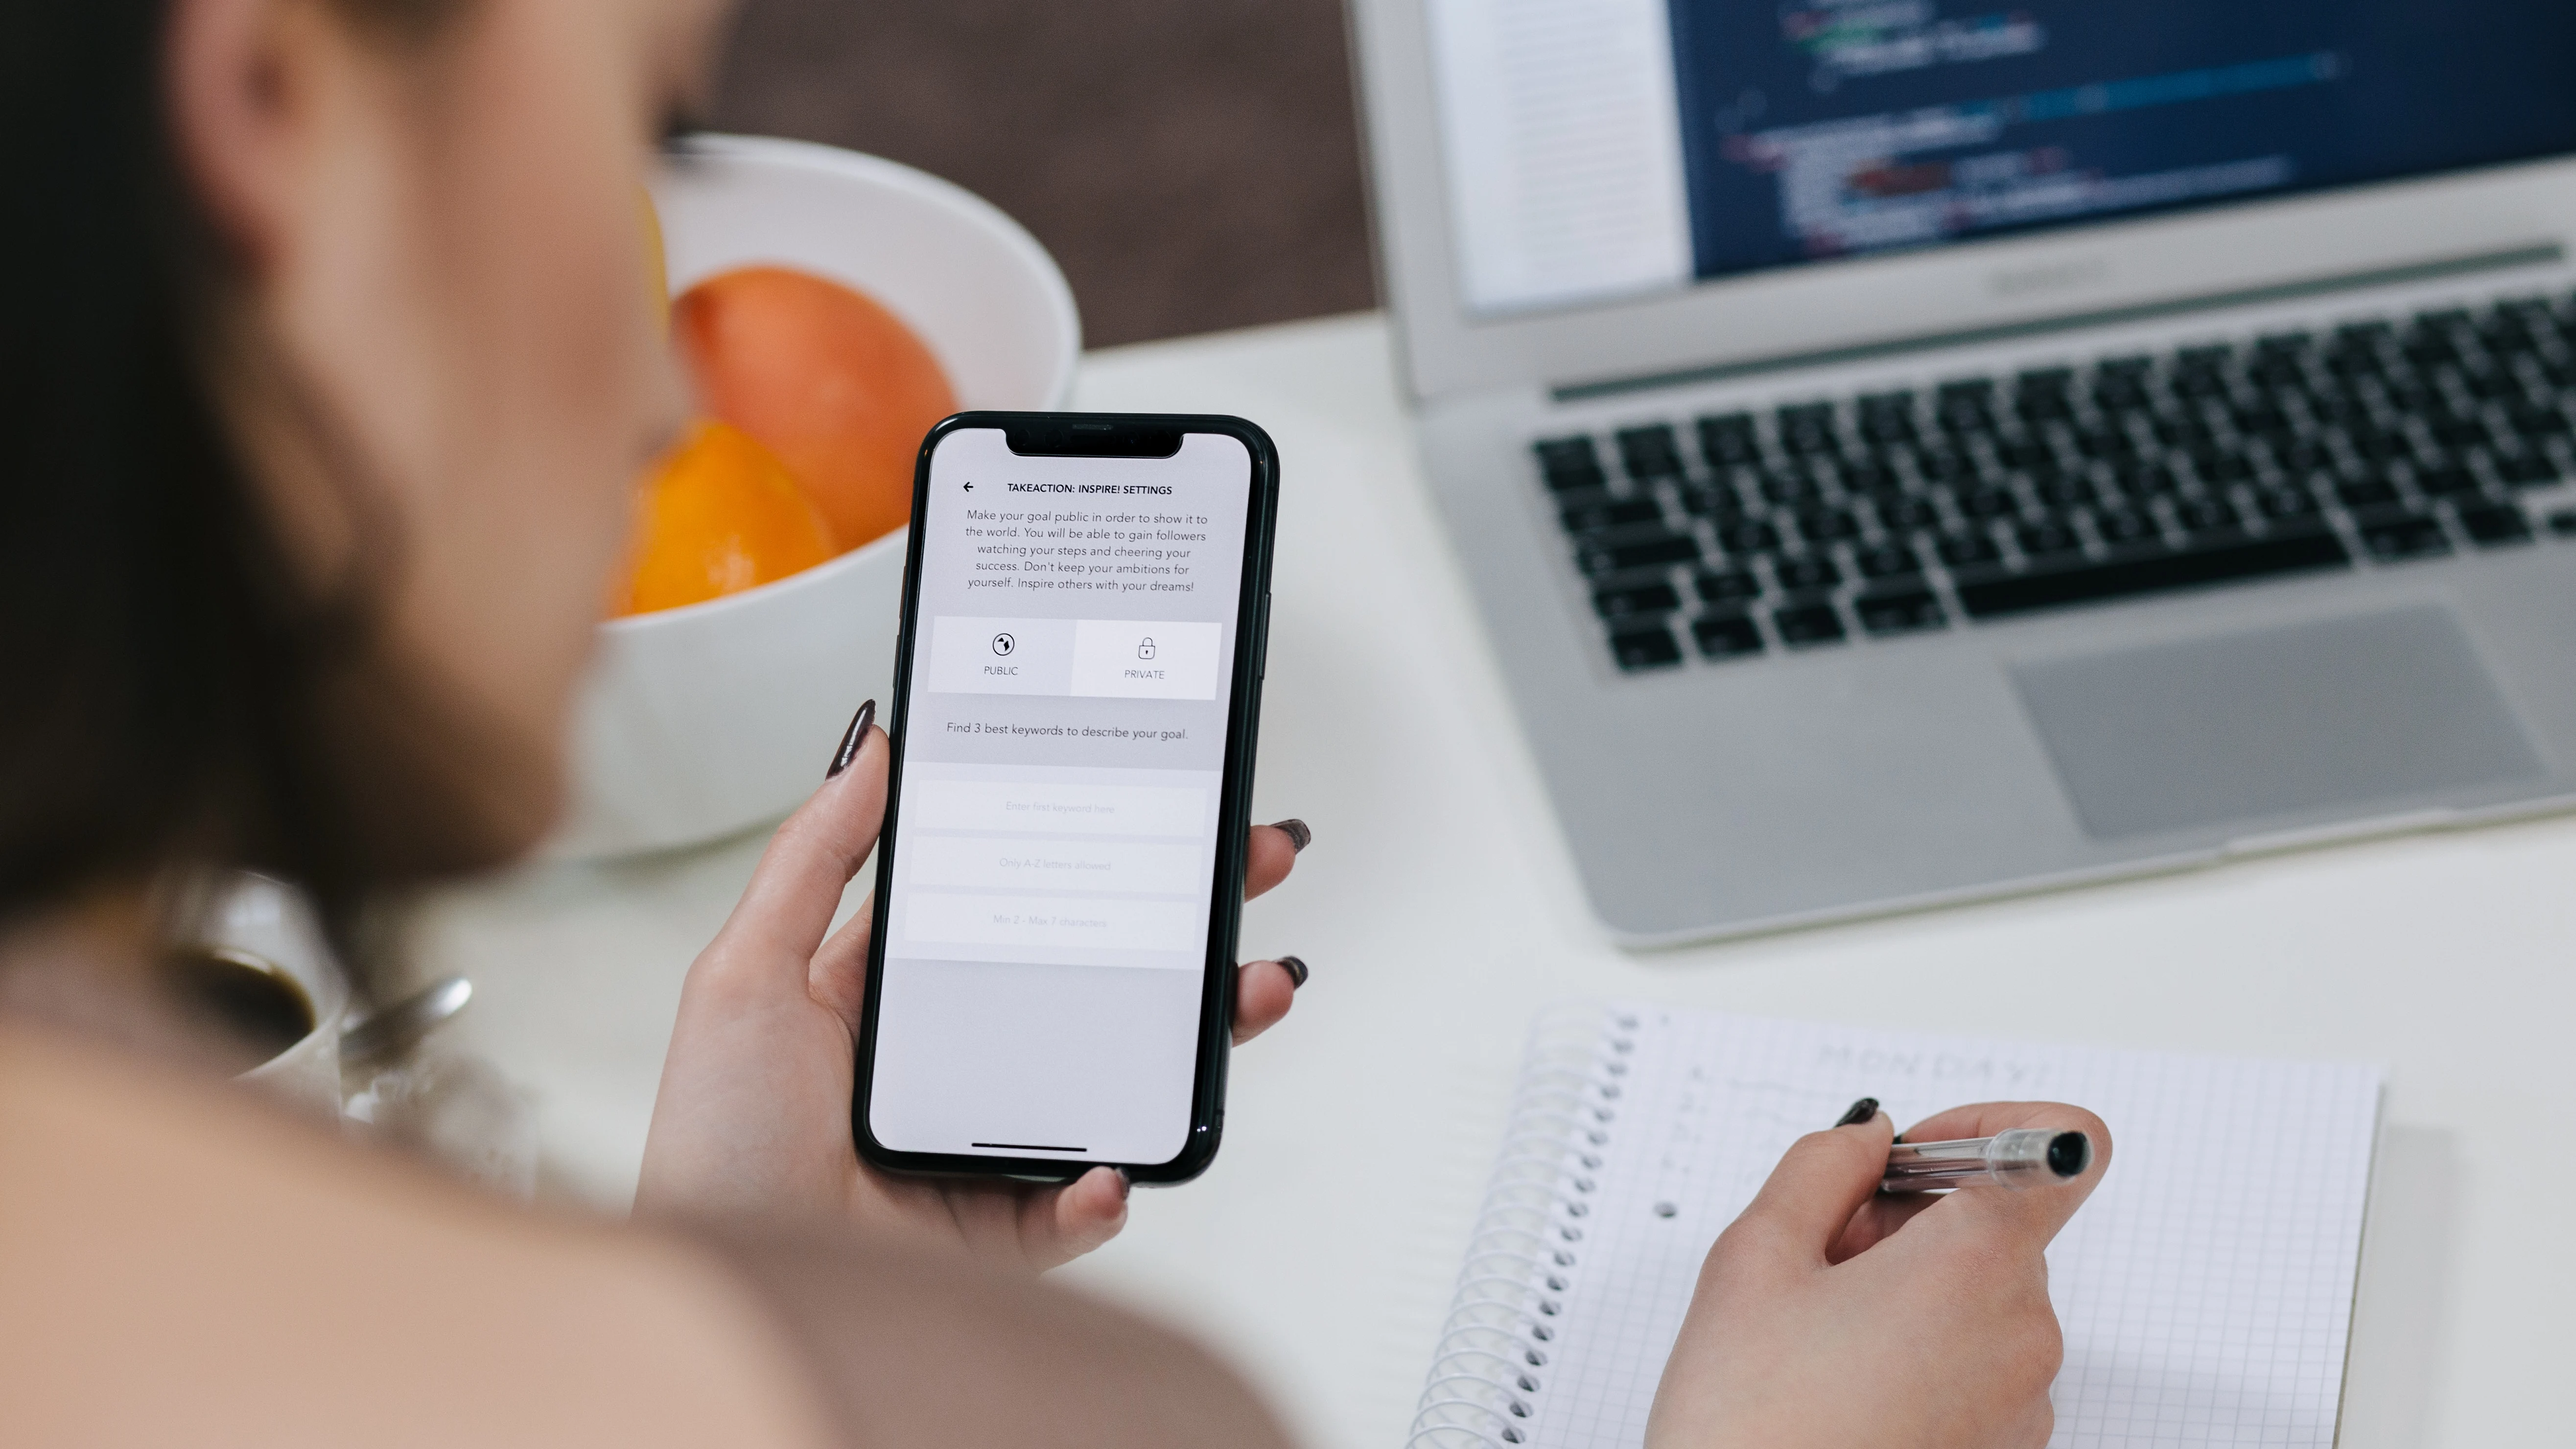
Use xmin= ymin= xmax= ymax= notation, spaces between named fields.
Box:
xmin=554 ymin=136 xmax=1078 ymax=858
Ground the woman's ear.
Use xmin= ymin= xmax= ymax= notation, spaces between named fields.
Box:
xmin=163 ymin=0 xmax=343 ymax=276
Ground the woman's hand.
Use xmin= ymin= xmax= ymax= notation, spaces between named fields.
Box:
xmin=634 ymin=708 xmax=1308 ymax=1271
xmin=1646 ymin=1102 xmax=2110 ymax=1449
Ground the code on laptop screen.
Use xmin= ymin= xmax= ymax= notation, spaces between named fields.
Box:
xmin=1673 ymin=0 xmax=2576 ymax=278
xmin=1423 ymin=0 xmax=2576 ymax=315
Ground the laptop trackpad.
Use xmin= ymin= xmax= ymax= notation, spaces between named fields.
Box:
xmin=2013 ymin=606 xmax=2545 ymax=840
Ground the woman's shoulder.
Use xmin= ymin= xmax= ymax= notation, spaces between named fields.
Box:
xmin=0 ymin=1020 xmax=836 ymax=1449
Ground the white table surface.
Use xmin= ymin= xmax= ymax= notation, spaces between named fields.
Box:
xmin=412 ymin=312 xmax=2570 ymax=1449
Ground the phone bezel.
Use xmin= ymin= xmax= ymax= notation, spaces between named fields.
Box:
xmin=851 ymin=411 xmax=1280 ymax=1184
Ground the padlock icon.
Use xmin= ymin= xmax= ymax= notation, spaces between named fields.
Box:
xmin=1137 ymin=636 xmax=1157 ymax=660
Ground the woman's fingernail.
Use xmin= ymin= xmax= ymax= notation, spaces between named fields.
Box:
xmin=1833 ymin=1097 xmax=1880 ymax=1128
xmin=826 ymin=700 xmax=876 ymax=778
xmin=1277 ymin=955 xmax=1310 ymax=988
xmin=1269 ymin=818 xmax=1311 ymax=853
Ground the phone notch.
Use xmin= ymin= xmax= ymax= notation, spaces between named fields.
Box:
xmin=1005 ymin=417 xmax=1183 ymax=458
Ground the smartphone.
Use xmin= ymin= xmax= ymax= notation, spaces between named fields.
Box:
xmin=853 ymin=412 xmax=1280 ymax=1183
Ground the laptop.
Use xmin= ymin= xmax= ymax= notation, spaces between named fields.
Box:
xmin=1347 ymin=0 xmax=2576 ymax=943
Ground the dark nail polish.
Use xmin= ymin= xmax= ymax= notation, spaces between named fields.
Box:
xmin=1834 ymin=1097 xmax=1880 ymax=1128
xmin=1277 ymin=955 xmax=1310 ymax=988
xmin=827 ymin=700 xmax=875 ymax=778
xmin=1270 ymin=818 xmax=1312 ymax=853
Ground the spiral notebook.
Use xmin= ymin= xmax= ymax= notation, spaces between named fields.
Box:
xmin=1407 ymin=1003 xmax=2383 ymax=1449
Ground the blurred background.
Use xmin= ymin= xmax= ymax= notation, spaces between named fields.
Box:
xmin=713 ymin=0 xmax=1380 ymax=349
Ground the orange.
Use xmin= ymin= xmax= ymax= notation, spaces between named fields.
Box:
xmin=673 ymin=265 xmax=957 ymax=552
xmin=612 ymin=420 xmax=836 ymax=616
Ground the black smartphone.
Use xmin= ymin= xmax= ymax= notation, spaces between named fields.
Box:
xmin=853 ymin=412 xmax=1280 ymax=1183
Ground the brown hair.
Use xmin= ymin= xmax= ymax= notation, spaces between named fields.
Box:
xmin=0 ymin=0 xmax=474 ymax=981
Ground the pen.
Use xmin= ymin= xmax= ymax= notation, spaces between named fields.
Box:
xmin=1833 ymin=1098 xmax=2093 ymax=1191
xmin=1879 ymin=1129 xmax=2093 ymax=1192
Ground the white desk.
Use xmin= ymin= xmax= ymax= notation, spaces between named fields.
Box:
xmin=414 ymin=312 xmax=2570 ymax=1449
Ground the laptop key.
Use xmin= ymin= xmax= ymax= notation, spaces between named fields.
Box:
xmin=1692 ymin=613 xmax=1765 ymax=660
xmin=2036 ymin=474 xmax=2097 ymax=509
xmin=1716 ymin=518 xmax=1780 ymax=554
xmin=1959 ymin=486 xmax=2020 ymax=520
xmin=1759 ymin=468 xmax=1826 ymax=505
xmin=2091 ymin=369 xmax=2153 ymax=413
xmin=1955 ymin=529 xmax=2351 ymax=619
xmin=1579 ymin=533 xmax=1699 ymax=575
xmin=2430 ymin=418 xmax=2492 ymax=451
xmin=1797 ymin=506 xmax=1861 ymax=543
xmin=2456 ymin=504 xmax=2534 ymax=547
xmin=1697 ymin=413 xmax=1761 ymax=467
xmin=1778 ymin=402 xmax=1841 ymax=456
xmin=1616 ymin=425 xmax=1685 ymax=478
xmin=1609 ymin=626 xmax=1684 ymax=671
xmin=1937 ymin=530 xmax=2002 ymax=567
xmin=2175 ymin=495 xmax=2240 ymax=535
xmin=2092 ymin=508 xmax=2160 ymax=546
xmin=2336 ymin=477 xmax=2402 ymax=510
xmin=2497 ymin=452 xmax=2560 ymax=487
xmin=1853 ymin=540 xmax=1921 ymax=580
xmin=1694 ymin=567 xmax=1761 ymax=605
xmin=1534 ymin=436 xmax=1598 ymax=472
xmin=2358 ymin=514 xmax=2451 ymax=561
xmin=2464 ymin=367 xmax=2528 ymax=403
xmin=2414 ymin=464 xmax=2482 ymax=498
xmin=1935 ymin=381 xmax=1996 ymax=434
xmin=1839 ymin=458 xmax=1900 ymax=494
xmin=1679 ymin=479 xmax=1745 ymax=516
xmin=1774 ymin=553 xmax=1842 ymax=593
xmin=1593 ymin=582 xmax=1682 ymax=620
xmin=1561 ymin=497 xmax=1663 ymax=532
xmin=2016 ymin=520 xmax=2083 ymax=558
xmin=2196 ymin=453 xmax=2257 ymax=485
xmin=1773 ymin=603 xmax=1849 ymax=648
xmin=1855 ymin=589 xmax=1946 ymax=636
xmin=2509 ymin=404 xmax=2572 ymax=439
xmin=1912 ymin=445 xmax=1979 ymax=485
xmin=1534 ymin=435 xmax=1610 ymax=492
xmin=2255 ymin=485 xmax=2321 ymax=519
xmin=1857 ymin=392 xmax=1918 ymax=445
xmin=1875 ymin=493 xmax=1941 ymax=531
xmin=2114 ymin=462 xmax=2178 ymax=498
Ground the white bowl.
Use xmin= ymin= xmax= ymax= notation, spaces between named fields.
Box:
xmin=550 ymin=136 xmax=1079 ymax=857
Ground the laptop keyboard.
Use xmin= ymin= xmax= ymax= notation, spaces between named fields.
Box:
xmin=1537 ymin=295 xmax=2576 ymax=672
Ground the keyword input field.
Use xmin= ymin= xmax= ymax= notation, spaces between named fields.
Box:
xmin=905 ymin=779 xmax=1207 ymax=837
xmin=903 ymin=892 xmax=1202 ymax=954
xmin=905 ymin=836 xmax=1203 ymax=894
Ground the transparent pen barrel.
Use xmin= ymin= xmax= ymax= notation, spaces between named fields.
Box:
xmin=1880 ymin=1128 xmax=2070 ymax=1192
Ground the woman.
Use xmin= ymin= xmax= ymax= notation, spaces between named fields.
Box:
xmin=0 ymin=0 xmax=2108 ymax=1444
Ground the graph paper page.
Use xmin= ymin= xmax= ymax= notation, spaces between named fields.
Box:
xmin=1522 ymin=1004 xmax=2382 ymax=1449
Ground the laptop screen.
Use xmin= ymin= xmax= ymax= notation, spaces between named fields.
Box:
xmin=1427 ymin=0 xmax=2576 ymax=317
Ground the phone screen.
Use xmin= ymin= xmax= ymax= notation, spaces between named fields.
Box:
xmin=865 ymin=423 xmax=1262 ymax=1169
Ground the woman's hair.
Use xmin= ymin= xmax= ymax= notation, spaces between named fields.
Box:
xmin=0 ymin=1 xmax=465 ymax=973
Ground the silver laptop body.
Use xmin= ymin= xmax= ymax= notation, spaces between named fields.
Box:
xmin=1350 ymin=0 xmax=2576 ymax=942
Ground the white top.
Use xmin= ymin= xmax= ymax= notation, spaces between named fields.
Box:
xmin=413 ymin=311 xmax=2572 ymax=1448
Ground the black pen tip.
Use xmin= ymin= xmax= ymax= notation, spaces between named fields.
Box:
xmin=2047 ymin=1131 xmax=2092 ymax=1177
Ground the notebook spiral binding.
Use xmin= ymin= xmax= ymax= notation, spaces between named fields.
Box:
xmin=1406 ymin=1004 xmax=1639 ymax=1449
